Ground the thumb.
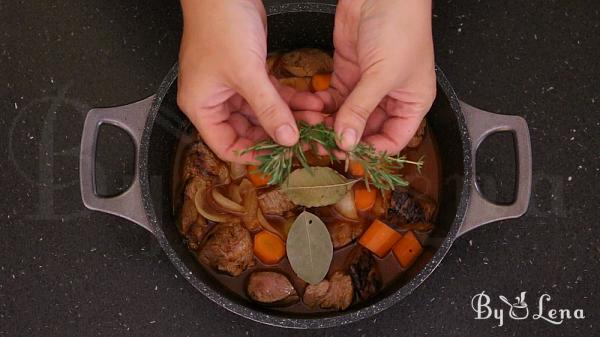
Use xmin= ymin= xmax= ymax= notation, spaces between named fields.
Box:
xmin=334 ymin=74 xmax=390 ymax=151
xmin=237 ymin=71 xmax=299 ymax=146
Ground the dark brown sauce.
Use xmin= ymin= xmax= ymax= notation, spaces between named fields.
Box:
xmin=171 ymin=123 xmax=441 ymax=314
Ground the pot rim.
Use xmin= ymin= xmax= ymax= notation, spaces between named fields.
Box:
xmin=138 ymin=3 xmax=472 ymax=329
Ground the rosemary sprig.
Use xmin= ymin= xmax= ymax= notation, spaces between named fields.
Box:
xmin=240 ymin=122 xmax=423 ymax=190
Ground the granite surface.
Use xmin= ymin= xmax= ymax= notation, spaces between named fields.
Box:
xmin=1 ymin=0 xmax=598 ymax=336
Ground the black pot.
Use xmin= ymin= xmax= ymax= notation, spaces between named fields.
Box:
xmin=79 ymin=2 xmax=532 ymax=329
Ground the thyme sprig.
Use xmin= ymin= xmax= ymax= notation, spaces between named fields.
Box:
xmin=240 ymin=122 xmax=423 ymax=190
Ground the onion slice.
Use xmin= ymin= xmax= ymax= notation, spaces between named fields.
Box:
xmin=212 ymin=188 xmax=245 ymax=213
xmin=194 ymin=187 xmax=236 ymax=223
xmin=239 ymin=178 xmax=261 ymax=232
xmin=257 ymin=208 xmax=284 ymax=240
xmin=334 ymin=190 xmax=359 ymax=220
xmin=228 ymin=184 xmax=243 ymax=204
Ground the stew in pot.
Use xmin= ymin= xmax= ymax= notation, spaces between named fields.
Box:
xmin=172 ymin=49 xmax=441 ymax=313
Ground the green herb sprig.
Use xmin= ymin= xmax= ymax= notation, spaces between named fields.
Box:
xmin=240 ymin=122 xmax=423 ymax=190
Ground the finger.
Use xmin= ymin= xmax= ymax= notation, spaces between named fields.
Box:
xmin=288 ymin=91 xmax=324 ymax=111
xmin=273 ymin=78 xmax=324 ymax=111
xmin=362 ymin=115 xmax=423 ymax=154
xmin=237 ymin=72 xmax=299 ymax=146
xmin=334 ymin=74 xmax=392 ymax=151
xmin=323 ymin=115 xmax=334 ymax=128
xmin=292 ymin=110 xmax=326 ymax=125
xmin=187 ymin=106 xmax=258 ymax=163
xmin=316 ymin=88 xmax=344 ymax=114
xmin=228 ymin=113 xmax=268 ymax=142
xmin=363 ymin=107 xmax=386 ymax=137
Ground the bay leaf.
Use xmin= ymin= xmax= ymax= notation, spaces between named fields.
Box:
xmin=280 ymin=167 xmax=357 ymax=207
xmin=286 ymin=211 xmax=333 ymax=284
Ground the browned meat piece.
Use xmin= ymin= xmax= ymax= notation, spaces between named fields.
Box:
xmin=182 ymin=141 xmax=230 ymax=184
xmin=279 ymin=49 xmax=333 ymax=77
xmin=327 ymin=222 xmax=365 ymax=249
xmin=303 ymin=272 xmax=353 ymax=310
xmin=302 ymin=279 xmax=329 ymax=307
xmin=198 ymin=223 xmax=254 ymax=276
xmin=258 ymin=189 xmax=296 ymax=216
xmin=179 ymin=196 xmax=198 ymax=234
xmin=407 ymin=119 xmax=426 ymax=148
xmin=278 ymin=77 xmax=312 ymax=91
xmin=387 ymin=188 xmax=437 ymax=225
xmin=247 ymin=271 xmax=299 ymax=306
xmin=266 ymin=52 xmax=282 ymax=76
xmin=345 ymin=246 xmax=382 ymax=301
xmin=185 ymin=217 xmax=209 ymax=251
xmin=184 ymin=176 xmax=210 ymax=199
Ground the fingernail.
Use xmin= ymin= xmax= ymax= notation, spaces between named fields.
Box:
xmin=340 ymin=128 xmax=357 ymax=150
xmin=275 ymin=123 xmax=297 ymax=146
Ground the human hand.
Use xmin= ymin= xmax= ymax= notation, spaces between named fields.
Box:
xmin=177 ymin=0 xmax=323 ymax=162
xmin=318 ymin=0 xmax=436 ymax=154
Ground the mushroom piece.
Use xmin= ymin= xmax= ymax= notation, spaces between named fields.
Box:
xmin=387 ymin=188 xmax=437 ymax=225
xmin=345 ymin=246 xmax=383 ymax=302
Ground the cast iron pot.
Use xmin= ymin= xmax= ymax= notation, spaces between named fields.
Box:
xmin=79 ymin=2 xmax=532 ymax=329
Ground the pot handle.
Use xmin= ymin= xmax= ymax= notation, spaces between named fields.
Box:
xmin=457 ymin=101 xmax=532 ymax=237
xmin=79 ymin=96 xmax=156 ymax=234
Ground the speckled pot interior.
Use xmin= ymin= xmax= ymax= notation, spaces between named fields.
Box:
xmin=138 ymin=3 xmax=471 ymax=329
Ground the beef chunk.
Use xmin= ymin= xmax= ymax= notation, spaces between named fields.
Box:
xmin=185 ymin=217 xmax=208 ymax=251
xmin=258 ymin=189 xmax=296 ymax=216
xmin=302 ymin=279 xmax=329 ymax=308
xmin=198 ymin=223 xmax=254 ymax=276
xmin=179 ymin=196 xmax=198 ymax=234
xmin=327 ymin=222 xmax=365 ymax=249
xmin=303 ymin=272 xmax=353 ymax=310
xmin=278 ymin=77 xmax=312 ymax=91
xmin=247 ymin=271 xmax=299 ymax=306
xmin=182 ymin=142 xmax=230 ymax=184
xmin=346 ymin=246 xmax=382 ymax=301
xmin=279 ymin=48 xmax=333 ymax=77
xmin=387 ymin=188 xmax=436 ymax=225
xmin=184 ymin=176 xmax=210 ymax=200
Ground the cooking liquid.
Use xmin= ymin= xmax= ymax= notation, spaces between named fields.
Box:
xmin=172 ymin=123 xmax=441 ymax=314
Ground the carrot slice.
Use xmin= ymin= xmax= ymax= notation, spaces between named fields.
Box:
xmin=311 ymin=73 xmax=331 ymax=91
xmin=358 ymin=219 xmax=402 ymax=258
xmin=354 ymin=184 xmax=377 ymax=211
xmin=392 ymin=230 xmax=423 ymax=269
xmin=247 ymin=165 xmax=271 ymax=187
xmin=349 ymin=160 xmax=365 ymax=177
xmin=253 ymin=230 xmax=286 ymax=265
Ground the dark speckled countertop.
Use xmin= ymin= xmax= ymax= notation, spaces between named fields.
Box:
xmin=1 ymin=0 xmax=598 ymax=336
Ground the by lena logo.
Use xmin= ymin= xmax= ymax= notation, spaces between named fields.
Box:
xmin=471 ymin=291 xmax=585 ymax=327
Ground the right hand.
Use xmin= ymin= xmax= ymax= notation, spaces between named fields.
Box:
xmin=317 ymin=0 xmax=436 ymax=155
xmin=177 ymin=0 xmax=323 ymax=162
